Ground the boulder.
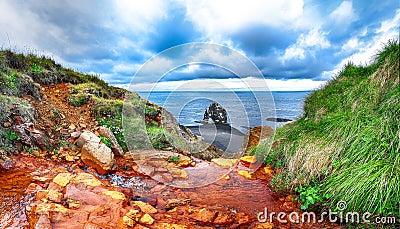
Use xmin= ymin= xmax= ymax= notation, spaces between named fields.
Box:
xmin=76 ymin=130 xmax=100 ymax=148
xmin=80 ymin=141 xmax=114 ymax=175
xmin=203 ymin=102 xmax=228 ymax=124
xmin=98 ymin=126 xmax=124 ymax=156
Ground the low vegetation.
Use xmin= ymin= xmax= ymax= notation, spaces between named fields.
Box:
xmin=253 ymin=40 xmax=399 ymax=217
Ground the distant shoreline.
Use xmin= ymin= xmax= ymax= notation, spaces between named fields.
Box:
xmin=186 ymin=123 xmax=245 ymax=153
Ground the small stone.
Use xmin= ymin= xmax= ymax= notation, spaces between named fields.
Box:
xmin=133 ymin=201 xmax=157 ymax=214
xmin=219 ymin=174 xmax=231 ymax=180
xmin=190 ymin=208 xmax=216 ymax=223
xmin=213 ymin=212 xmax=234 ymax=226
xmin=36 ymin=190 xmax=49 ymax=201
xmin=65 ymin=155 xmax=75 ymax=162
xmin=240 ymin=155 xmax=256 ymax=164
xmin=157 ymin=223 xmax=187 ymax=229
xmin=139 ymin=213 xmax=154 ymax=225
xmin=254 ymin=222 xmax=274 ymax=229
xmin=74 ymin=173 xmax=102 ymax=187
xmin=101 ymin=190 xmax=126 ymax=201
xmin=123 ymin=215 xmax=136 ymax=227
xmin=168 ymin=168 xmax=188 ymax=180
xmin=53 ymin=173 xmax=74 ymax=187
xmin=70 ymin=131 xmax=81 ymax=139
xmin=211 ymin=158 xmax=238 ymax=169
xmin=69 ymin=124 xmax=76 ymax=130
xmin=165 ymin=199 xmax=191 ymax=210
xmin=33 ymin=176 xmax=52 ymax=182
xmin=3 ymin=122 xmax=11 ymax=128
xmin=237 ymin=170 xmax=255 ymax=179
xmin=25 ymin=183 xmax=43 ymax=194
xmin=176 ymin=155 xmax=192 ymax=167
xmin=67 ymin=200 xmax=81 ymax=209
xmin=125 ymin=209 xmax=141 ymax=222
xmin=79 ymin=123 xmax=87 ymax=128
xmin=161 ymin=173 xmax=173 ymax=182
xmin=47 ymin=190 xmax=63 ymax=203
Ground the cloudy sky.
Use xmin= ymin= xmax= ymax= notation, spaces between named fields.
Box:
xmin=0 ymin=0 xmax=398 ymax=91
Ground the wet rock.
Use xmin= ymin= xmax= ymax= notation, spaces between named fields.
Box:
xmin=131 ymin=195 xmax=158 ymax=207
xmin=263 ymin=165 xmax=274 ymax=179
xmin=74 ymin=173 xmax=102 ymax=187
xmin=161 ymin=173 xmax=173 ymax=182
xmin=168 ymin=167 xmax=188 ymax=180
xmin=47 ymin=189 xmax=63 ymax=203
xmin=176 ymin=155 xmax=192 ymax=167
xmin=157 ymin=223 xmax=187 ymax=229
xmin=240 ymin=155 xmax=256 ymax=164
xmin=211 ymin=158 xmax=238 ymax=169
xmin=25 ymin=183 xmax=43 ymax=193
xmin=213 ymin=212 xmax=234 ymax=226
xmin=35 ymin=214 xmax=52 ymax=229
xmin=266 ymin=117 xmax=292 ymax=122
xmin=190 ymin=208 xmax=216 ymax=224
xmin=254 ymin=222 xmax=274 ymax=229
xmin=52 ymin=172 xmax=74 ymax=187
xmin=133 ymin=201 xmax=157 ymax=214
xmin=165 ymin=198 xmax=191 ymax=210
xmin=123 ymin=215 xmax=136 ymax=227
xmin=203 ymin=102 xmax=228 ymax=124
xmin=237 ymin=170 xmax=255 ymax=180
xmin=139 ymin=213 xmax=155 ymax=225
xmin=235 ymin=212 xmax=254 ymax=226
xmin=35 ymin=202 xmax=69 ymax=216
xmin=124 ymin=209 xmax=141 ymax=223
xmin=98 ymin=126 xmax=124 ymax=156
xmin=32 ymin=176 xmax=52 ymax=182
xmin=76 ymin=130 xmax=101 ymax=148
xmin=81 ymin=141 xmax=115 ymax=175
xmin=101 ymin=190 xmax=126 ymax=201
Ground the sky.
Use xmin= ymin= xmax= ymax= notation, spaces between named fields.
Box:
xmin=0 ymin=0 xmax=398 ymax=91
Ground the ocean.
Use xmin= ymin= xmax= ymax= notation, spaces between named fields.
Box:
xmin=138 ymin=91 xmax=311 ymax=133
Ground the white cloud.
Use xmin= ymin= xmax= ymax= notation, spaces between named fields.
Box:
xmin=114 ymin=0 xmax=166 ymax=32
xmin=281 ymin=28 xmax=330 ymax=61
xmin=376 ymin=9 xmax=400 ymax=34
xmin=185 ymin=0 xmax=304 ymax=36
xmin=341 ymin=37 xmax=361 ymax=51
xmin=328 ymin=1 xmax=357 ymax=26
xmin=119 ymin=77 xmax=326 ymax=92
xmin=282 ymin=46 xmax=306 ymax=60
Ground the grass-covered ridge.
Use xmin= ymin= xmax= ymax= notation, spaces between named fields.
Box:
xmin=256 ymin=40 xmax=399 ymax=217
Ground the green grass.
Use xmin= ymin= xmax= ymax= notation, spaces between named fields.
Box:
xmin=252 ymin=39 xmax=400 ymax=218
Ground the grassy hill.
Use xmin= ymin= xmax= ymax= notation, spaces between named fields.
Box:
xmin=254 ymin=39 xmax=399 ymax=218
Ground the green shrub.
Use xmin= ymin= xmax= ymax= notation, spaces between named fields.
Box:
xmin=100 ymin=136 xmax=112 ymax=148
xmin=168 ymin=155 xmax=180 ymax=163
xmin=5 ymin=130 xmax=20 ymax=141
xmin=295 ymin=178 xmax=331 ymax=210
xmin=30 ymin=63 xmax=42 ymax=74
xmin=68 ymin=93 xmax=88 ymax=107
xmin=97 ymin=116 xmax=127 ymax=151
